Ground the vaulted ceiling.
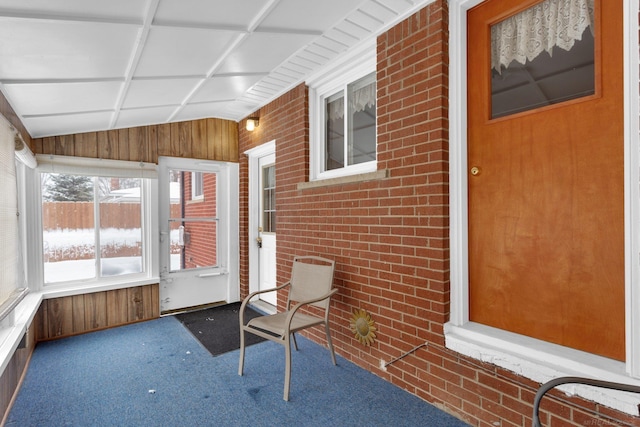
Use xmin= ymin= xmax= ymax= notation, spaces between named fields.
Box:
xmin=0 ymin=0 xmax=427 ymax=138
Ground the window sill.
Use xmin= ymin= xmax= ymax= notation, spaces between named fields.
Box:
xmin=298 ymin=169 xmax=388 ymax=190
xmin=0 ymin=292 xmax=42 ymax=375
xmin=41 ymin=276 xmax=160 ymax=300
xmin=444 ymin=322 xmax=640 ymax=416
xmin=186 ymin=197 xmax=204 ymax=205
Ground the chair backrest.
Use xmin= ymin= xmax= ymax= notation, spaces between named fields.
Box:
xmin=288 ymin=256 xmax=335 ymax=309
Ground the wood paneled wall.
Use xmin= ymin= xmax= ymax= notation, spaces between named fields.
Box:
xmin=0 ymin=91 xmax=31 ymax=146
xmin=35 ymin=284 xmax=159 ymax=341
xmin=31 ymin=118 xmax=239 ymax=163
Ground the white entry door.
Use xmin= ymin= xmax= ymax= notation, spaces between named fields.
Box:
xmin=257 ymin=153 xmax=276 ymax=305
xmin=158 ymin=156 xmax=239 ymax=313
xmin=246 ymin=141 xmax=277 ymax=307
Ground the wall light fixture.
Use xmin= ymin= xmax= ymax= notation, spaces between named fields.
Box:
xmin=246 ymin=117 xmax=259 ymax=131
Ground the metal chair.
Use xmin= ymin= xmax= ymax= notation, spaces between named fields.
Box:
xmin=238 ymin=255 xmax=337 ymax=401
xmin=532 ymin=376 xmax=640 ymax=426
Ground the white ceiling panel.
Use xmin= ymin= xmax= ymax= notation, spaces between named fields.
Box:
xmin=258 ymin=0 xmax=362 ymax=32
xmin=349 ymin=10 xmax=385 ymax=32
xmin=24 ymin=111 xmax=114 ymax=138
xmin=378 ymin=0 xmax=418 ymax=14
xmin=0 ymin=0 xmax=148 ymax=22
xmin=115 ymin=106 xmax=176 ymax=130
xmin=134 ymin=27 xmax=240 ymax=78
xmin=191 ymin=75 xmax=265 ymax=103
xmin=123 ymin=78 xmax=202 ymax=109
xmin=3 ymin=81 xmax=122 ymax=116
xmin=174 ymin=101 xmax=241 ymax=123
xmin=153 ymin=0 xmax=264 ymax=29
xmin=0 ymin=0 xmax=429 ymax=137
xmin=0 ymin=19 xmax=139 ymax=80
xmin=215 ymin=32 xmax=316 ymax=75
xmin=359 ymin=1 xmax=398 ymax=23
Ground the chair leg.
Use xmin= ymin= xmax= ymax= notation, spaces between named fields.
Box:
xmin=284 ymin=335 xmax=292 ymax=401
xmin=238 ymin=328 xmax=246 ymax=376
xmin=325 ymin=322 xmax=337 ymax=366
xmin=292 ymin=332 xmax=299 ymax=351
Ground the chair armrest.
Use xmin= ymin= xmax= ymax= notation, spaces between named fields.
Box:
xmin=283 ymin=288 xmax=338 ymax=331
xmin=239 ymin=282 xmax=291 ymax=325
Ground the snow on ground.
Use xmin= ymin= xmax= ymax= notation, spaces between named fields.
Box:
xmin=43 ymin=228 xmax=181 ymax=283
xmin=43 ymin=228 xmax=142 ymax=250
xmin=44 ymin=255 xmax=181 ymax=283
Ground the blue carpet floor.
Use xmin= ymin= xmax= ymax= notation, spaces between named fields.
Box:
xmin=6 ymin=316 xmax=468 ymax=426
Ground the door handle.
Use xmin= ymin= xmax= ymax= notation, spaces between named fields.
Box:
xmin=256 ymin=237 xmax=262 ymax=248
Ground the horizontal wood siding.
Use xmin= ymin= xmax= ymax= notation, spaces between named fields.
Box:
xmin=35 ymin=284 xmax=160 ymax=341
xmin=31 ymin=118 xmax=239 ymax=163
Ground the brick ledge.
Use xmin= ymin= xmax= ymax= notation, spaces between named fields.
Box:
xmin=297 ymin=169 xmax=388 ymax=190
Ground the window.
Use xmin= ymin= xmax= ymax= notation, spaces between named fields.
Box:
xmin=324 ymin=73 xmax=376 ymax=171
xmin=0 ymin=118 xmax=19 ymax=307
xmin=32 ymin=155 xmax=157 ymax=287
xmin=490 ymin=0 xmax=595 ymax=118
xmin=191 ymin=171 xmax=203 ymax=200
xmin=309 ymin=42 xmax=377 ymax=181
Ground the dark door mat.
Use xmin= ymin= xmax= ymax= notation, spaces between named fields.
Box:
xmin=176 ymin=302 xmax=266 ymax=357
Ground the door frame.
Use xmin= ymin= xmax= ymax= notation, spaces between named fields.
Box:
xmin=446 ymin=0 xmax=640 ymax=406
xmin=245 ymin=140 xmax=276 ymax=300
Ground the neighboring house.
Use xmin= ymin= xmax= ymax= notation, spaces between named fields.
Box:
xmin=0 ymin=1 xmax=638 ymax=426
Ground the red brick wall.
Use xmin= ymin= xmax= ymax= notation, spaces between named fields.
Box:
xmin=238 ymin=84 xmax=309 ymax=299
xmin=184 ymin=172 xmax=218 ymax=268
xmin=238 ymin=1 xmax=638 ymax=426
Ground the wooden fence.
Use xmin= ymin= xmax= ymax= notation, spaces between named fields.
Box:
xmin=43 ymin=202 xmax=141 ymax=230
xmin=42 ymin=202 xmax=181 ymax=230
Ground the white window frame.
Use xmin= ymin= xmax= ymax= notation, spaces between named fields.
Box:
xmin=24 ymin=155 xmax=159 ymax=296
xmin=447 ymin=0 xmax=640 ymax=416
xmin=308 ymin=39 xmax=377 ymax=181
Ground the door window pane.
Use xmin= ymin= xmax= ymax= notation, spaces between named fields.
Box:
xmin=491 ymin=0 xmax=595 ymax=118
xmin=262 ymin=165 xmax=275 ymax=233
xmin=169 ymin=169 xmax=218 ymax=272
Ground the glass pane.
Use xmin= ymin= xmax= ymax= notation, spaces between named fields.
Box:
xmin=169 ymin=220 xmax=218 ymax=270
xmin=491 ymin=0 xmax=595 ymax=118
xmin=42 ymin=173 xmax=96 ymax=283
xmin=348 ymin=72 xmax=376 ymax=165
xmin=326 ymin=92 xmax=344 ymax=170
xmin=169 ymin=169 xmax=218 ymax=271
xmin=262 ymin=165 xmax=276 ymax=233
xmin=99 ymin=177 xmax=142 ymax=277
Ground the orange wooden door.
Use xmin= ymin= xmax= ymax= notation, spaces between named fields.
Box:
xmin=467 ymin=0 xmax=624 ymax=360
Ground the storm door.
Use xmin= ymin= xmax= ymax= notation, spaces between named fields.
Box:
xmin=158 ymin=156 xmax=238 ymax=313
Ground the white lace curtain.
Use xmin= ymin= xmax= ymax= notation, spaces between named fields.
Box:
xmin=491 ymin=0 xmax=594 ymax=73
xmin=327 ymin=83 xmax=376 ymax=121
